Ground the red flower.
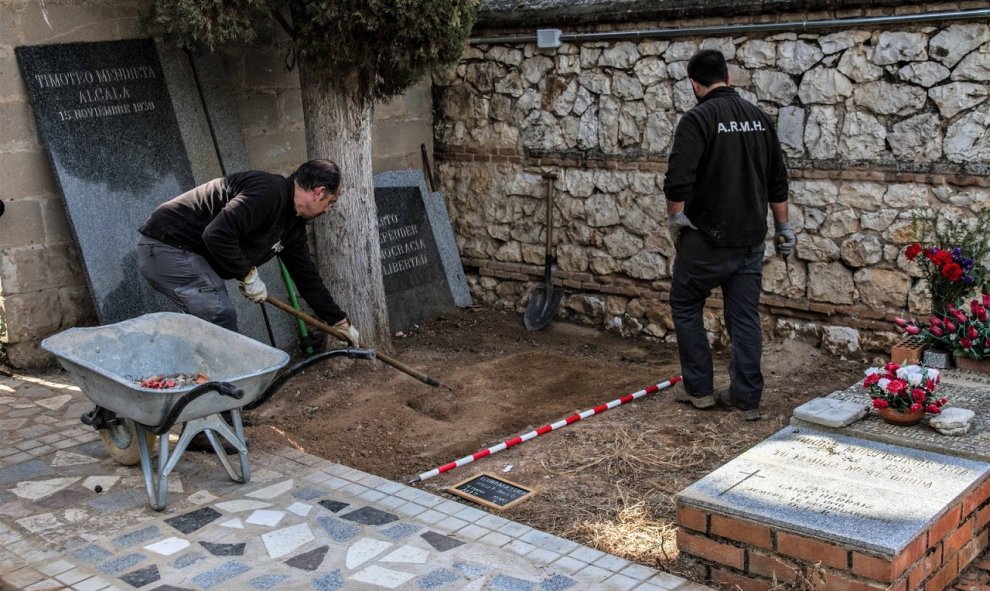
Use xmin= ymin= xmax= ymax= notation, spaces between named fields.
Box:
xmin=968 ymin=325 xmax=979 ymax=339
xmin=926 ymin=404 xmax=941 ymax=414
xmin=930 ymin=325 xmax=944 ymax=337
xmin=887 ymin=380 xmax=907 ymax=395
xmin=942 ymin=262 xmax=964 ymax=282
xmin=931 ymin=250 xmax=953 ymax=267
xmin=961 ymin=337 xmax=973 ymax=348
xmin=905 ymin=324 xmax=920 ymax=335
xmin=979 ymin=309 xmax=988 ymax=322
xmin=984 ymin=293 xmax=990 ymax=307
xmin=945 ymin=320 xmax=957 ymax=332
xmin=905 ymin=243 xmax=923 ymax=260
xmin=926 ymin=379 xmax=937 ymax=391
xmin=930 ymin=316 xmax=942 ymax=326
xmin=910 ymin=403 xmax=922 ymax=412
xmin=912 ymin=388 xmax=926 ymax=403
xmin=885 ymin=362 xmax=900 ymax=373
xmin=863 ymin=373 xmax=880 ymax=387
xmin=872 ymin=399 xmax=889 ymax=409
xmin=954 ymin=309 xmax=968 ymax=323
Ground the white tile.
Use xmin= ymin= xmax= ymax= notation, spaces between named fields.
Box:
xmin=349 ymin=565 xmax=414 ymax=588
xmin=219 ymin=519 xmax=244 ymax=529
xmin=262 ymin=523 xmax=314 ymax=559
xmin=143 ymin=537 xmax=190 ymax=556
xmin=37 ymin=560 xmax=74 ymax=576
xmin=11 ymin=478 xmax=80 ymax=501
xmin=51 ymin=451 xmax=98 ymax=467
xmin=345 ymin=538 xmax=392 ymax=569
xmin=36 ymin=395 xmax=73 ymax=410
xmin=16 ymin=514 xmax=62 ymax=533
xmin=215 ymin=499 xmax=272 ymax=513
xmin=246 ymin=479 xmax=294 ymax=499
xmin=380 ymin=545 xmax=429 ymax=564
xmin=287 ymin=502 xmax=312 ymax=517
xmin=246 ymin=510 xmax=285 ymax=527
xmin=82 ymin=476 xmax=119 ymax=492
xmin=185 ymin=490 xmax=218 ymax=505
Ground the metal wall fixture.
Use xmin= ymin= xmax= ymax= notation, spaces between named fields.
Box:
xmin=470 ymin=7 xmax=990 ymax=46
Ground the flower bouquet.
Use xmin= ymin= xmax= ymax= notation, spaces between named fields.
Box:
xmin=905 ymin=212 xmax=990 ymax=315
xmin=895 ymin=293 xmax=990 ymax=369
xmin=862 ymin=363 xmax=946 ymax=425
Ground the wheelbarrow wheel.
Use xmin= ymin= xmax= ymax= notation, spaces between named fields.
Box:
xmin=99 ymin=419 xmax=155 ymax=466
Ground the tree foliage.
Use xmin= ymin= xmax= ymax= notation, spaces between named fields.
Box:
xmin=151 ymin=0 xmax=480 ymax=101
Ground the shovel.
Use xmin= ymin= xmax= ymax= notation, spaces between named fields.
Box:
xmin=524 ymin=173 xmax=563 ymax=331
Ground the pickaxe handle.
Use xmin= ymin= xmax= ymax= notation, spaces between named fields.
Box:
xmin=263 ymin=296 xmax=443 ymax=389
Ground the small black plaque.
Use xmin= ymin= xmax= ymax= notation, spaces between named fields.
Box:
xmin=375 ymin=185 xmax=455 ymax=331
xmin=448 ymin=473 xmax=535 ymax=510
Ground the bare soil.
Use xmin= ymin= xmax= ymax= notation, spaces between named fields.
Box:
xmin=246 ymin=307 xmax=869 ymax=585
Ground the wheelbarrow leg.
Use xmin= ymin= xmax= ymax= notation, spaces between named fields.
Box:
xmin=202 ymin=410 xmax=250 ymax=484
xmin=135 ymin=424 xmax=168 ymax=511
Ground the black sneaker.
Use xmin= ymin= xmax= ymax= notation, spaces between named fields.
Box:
xmin=716 ymin=388 xmax=762 ymax=420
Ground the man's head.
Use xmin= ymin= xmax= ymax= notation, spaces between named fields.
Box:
xmin=687 ymin=49 xmax=730 ymax=99
xmin=293 ymin=159 xmax=341 ymax=219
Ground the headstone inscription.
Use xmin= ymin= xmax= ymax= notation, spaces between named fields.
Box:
xmin=16 ymin=39 xmax=193 ymax=325
xmin=448 ymin=473 xmax=535 ymax=510
xmin=677 ymin=426 xmax=990 ymax=555
xmin=374 ymin=171 xmax=466 ymax=331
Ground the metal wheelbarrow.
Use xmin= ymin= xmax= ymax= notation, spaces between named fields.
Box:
xmin=41 ymin=312 xmax=290 ymax=511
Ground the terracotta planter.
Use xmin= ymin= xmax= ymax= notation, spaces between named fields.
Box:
xmin=954 ymin=356 xmax=990 ymax=373
xmin=877 ymin=407 xmax=926 ymax=426
xmin=890 ymin=335 xmax=925 ymax=365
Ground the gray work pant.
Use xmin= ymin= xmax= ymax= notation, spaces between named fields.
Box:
xmin=670 ymin=230 xmax=764 ymax=410
xmin=136 ymin=236 xmax=239 ymax=332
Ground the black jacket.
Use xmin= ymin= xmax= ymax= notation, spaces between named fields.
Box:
xmin=139 ymin=171 xmax=346 ymax=324
xmin=664 ymin=86 xmax=789 ymax=248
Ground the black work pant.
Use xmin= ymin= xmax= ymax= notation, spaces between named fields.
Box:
xmin=670 ymin=231 xmax=764 ymax=410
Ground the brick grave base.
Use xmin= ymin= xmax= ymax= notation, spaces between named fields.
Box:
xmin=678 ymin=473 xmax=990 ymax=590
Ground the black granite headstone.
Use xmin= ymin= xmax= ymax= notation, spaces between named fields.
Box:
xmin=16 ymin=39 xmax=194 ymax=324
xmin=375 ymin=185 xmax=456 ymax=331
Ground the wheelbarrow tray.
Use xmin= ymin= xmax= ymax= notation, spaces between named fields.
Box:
xmin=41 ymin=312 xmax=289 ymax=428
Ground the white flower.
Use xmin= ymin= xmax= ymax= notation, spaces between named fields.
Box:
xmin=878 ymin=378 xmax=890 ymax=390
xmin=926 ymin=368 xmax=940 ymax=382
xmin=864 ymin=367 xmax=880 ymax=376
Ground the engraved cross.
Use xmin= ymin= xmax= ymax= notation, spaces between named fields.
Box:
xmin=718 ymin=469 xmax=764 ymax=496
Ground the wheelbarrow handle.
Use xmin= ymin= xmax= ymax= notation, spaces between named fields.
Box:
xmin=148 ymin=381 xmax=243 ymax=436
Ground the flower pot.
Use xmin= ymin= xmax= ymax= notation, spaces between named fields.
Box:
xmin=891 ymin=335 xmax=925 ymax=365
xmin=954 ymin=356 xmax=990 ymax=374
xmin=922 ymin=348 xmax=953 ymax=369
xmin=877 ymin=407 xmax=926 ymax=426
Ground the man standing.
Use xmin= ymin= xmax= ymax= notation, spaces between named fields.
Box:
xmin=664 ymin=49 xmax=794 ymax=420
xmin=137 ymin=159 xmax=360 ymax=346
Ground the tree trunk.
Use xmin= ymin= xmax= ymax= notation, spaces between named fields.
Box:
xmin=298 ymin=63 xmax=391 ymax=352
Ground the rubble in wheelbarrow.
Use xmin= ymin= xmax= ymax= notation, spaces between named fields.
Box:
xmin=136 ymin=373 xmax=209 ymax=389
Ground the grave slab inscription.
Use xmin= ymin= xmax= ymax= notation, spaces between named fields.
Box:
xmin=16 ymin=39 xmax=193 ymax=324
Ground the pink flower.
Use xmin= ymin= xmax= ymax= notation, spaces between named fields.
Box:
xmin=926 ymin=404 xmax=941 ymax=414
xmin=955 ymin=310 xmax=968 ymax=323
xmin=983 ymin=293 xmax=990 ymax=307
xmin=961 ymin=337 xmax=973 ymax=348
xmin=887 ymin=380 xmax=907 ymax=395
xmin=894 ymin=317 xmax=908 ymax=328
xmin=929 ymin=325 xmax=944 ymax=337
xmin=912 ymin=388 xmax=926 ymax=403
xmin=945 ymin=320 xmax=957 ymax=332
xmin=968 ymin=326 xmax=979 ymax=339
xmin=905 ymin=324 xmax=920 ymax=335
xmin=872 ymin=399 xmax=889 ymax=409
xmin=930 ymin=316 xmax=943 ymax=326
xmin=910 ymin=403 xmax=922 ymax=412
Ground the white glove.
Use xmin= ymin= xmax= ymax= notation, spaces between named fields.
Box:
xmin=774 ymin=221 xmax=797 ymax=257
xmin=335 ymin=319 xmax=360 ymax=347
xmin=667 ymin=211 xmax=697 ymax=246
xmin=239 ymin=267 xmax=268 ymax=303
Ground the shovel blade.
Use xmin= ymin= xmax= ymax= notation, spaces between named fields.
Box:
xmin=524 ymin=285 xmax=563 ymax=331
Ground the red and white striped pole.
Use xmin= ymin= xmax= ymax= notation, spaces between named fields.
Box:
xmin=408 ymin=375 xmax=682 ymax=483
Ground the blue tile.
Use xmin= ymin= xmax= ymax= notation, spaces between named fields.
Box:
xmin=418 ymin=568 xmax=459 ymax=589
xmin=318 ymin=499 xmax=348 ymax=513
xmin=312 ymin=570 xmax=343 ymax=591
xmin=381 ymin=522 xmax=422 ymax=540
xmin=249 ymin=574 xmax=289 ymax=590
xmin=98 ymin=553 xmax=146 ymax=575
xmin=293 ymin=488 xmax=327 ymax=500
xmin=339 ymin=506 xmax=398 ymax=526
xmin=199 ymin=541 xmax=246 ymax=556
xmin=170 ymin=553 xmax=207 ymax=569
xmin=0 ymin=459 xmax=54 ymax=485
xmin=70 ymin=544 xmax=113 ymax=564
xmin=113 ymin=526 xmax=162 ymax=549
xmin=191 ymin=561 xmax=251 ymax=589
xmin=165 ymin=507 xmax=222 ymax=534
xmin=120 ymin=564 xmax=161 ymax=588
xmin=316 ymin=516 xmax=359 ymax=543
xmin=489 ymin=575 xmax=536 ymax=591
xmin=541 ymin=574 xmax=577 ymax=591
xmin=88 ymin=489 xmax=148 ymax=514
xmin=454 ymin=563 xmax=486 ymax=579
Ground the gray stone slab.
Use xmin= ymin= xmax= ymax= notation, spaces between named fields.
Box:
xmin=792 ymin=397 xmax=869 ymax=427
xmin=677 ymin=426 xmax=990 ymax=555
xmin=374 ymin=171 xmax=472 ymax=330
xmin=16 ymin=39 xmax=193 ymax=325
xmin=790 ymin=374 xmax=990 ymax=462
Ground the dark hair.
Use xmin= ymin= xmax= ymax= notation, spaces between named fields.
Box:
xmin=294 ymin=159 xmax=341 ymax=193
xmin=687 ymin=49 xmax=729 ymax=87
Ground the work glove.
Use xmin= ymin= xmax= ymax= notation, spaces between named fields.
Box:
xmin=666 ymin=211 xmax=697 ymax=246
xmin=335 ymin=319 xmax=360 ymax=347
xmin=774 ymin=221 xmax=797 ymax=258
xmin=238 ymin=267 xmax=268 ymax=303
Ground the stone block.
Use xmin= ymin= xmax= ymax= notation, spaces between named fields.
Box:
xmin=0 ymin=151 xmax=58 ymax=200
xmin=0 ymin=288 xmax=61 ymax=341
xmin=234 ymin=91 xmax=279 ymax=132
xmin=372 ymin=119 xmax=433 ymax=168
xmin=0 ymin=198 xmax=45 ymax=248
xmin=243 ymin=129 xmax=306 ymax=172
xmin=0 ymin=101 xmax=39 ymax=147
xmin=19 ymin=4 xmax=118 ymax=45
xmin=0 ymin=242 xmax=83 ymax=293
xmin=2 ymin=339 xmax=55 ymax=370
xmin=279 ymin=88 xmax=304 ymax=126
xmin=41 ymin=195 xmax=72 ymax=241
xmin=0 ymin=51 xmax=28 ymax=100
xmin=57 ymin=284 xmax=97 ymax=329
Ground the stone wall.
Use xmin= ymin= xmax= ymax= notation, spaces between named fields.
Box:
xmin=434 ymin=3 xmax=990 ymax=355
xmin=0 ymin=0 xmax=434 ymax=368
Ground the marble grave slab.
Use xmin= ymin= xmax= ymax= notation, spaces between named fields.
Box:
xmin=677 ymin=426 xmax=990 ymax=555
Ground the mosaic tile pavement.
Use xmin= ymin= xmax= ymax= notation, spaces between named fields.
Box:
xmin=0 ymin=372 xmax=710 ymax=591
